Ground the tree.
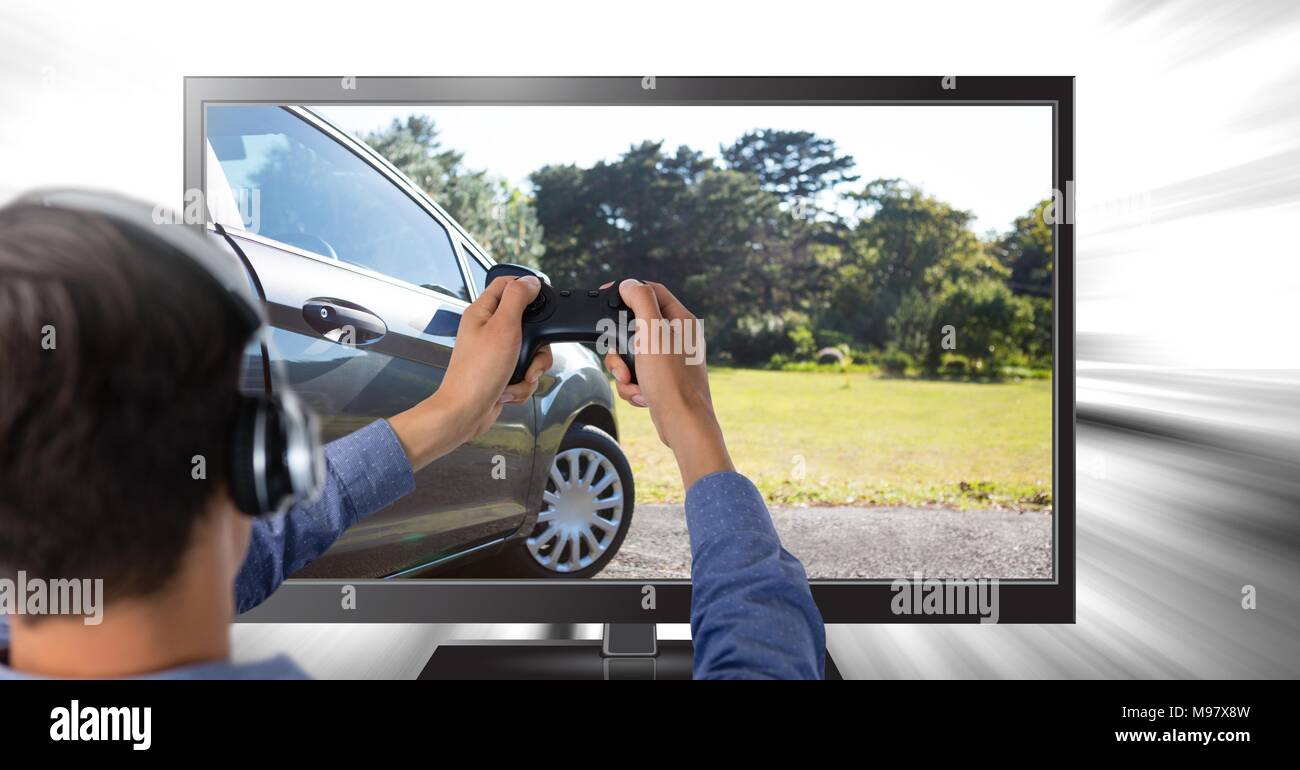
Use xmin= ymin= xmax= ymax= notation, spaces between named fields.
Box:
xmin=823 ymin=179 xmax=990 ymax=354
xmin=532 ymin=140 xmax=831 ymax=364
xmin=439 ymin=171 xmax=545 ymax=268
xmin=992 ymin=199 xmax=1053 ymax=298
xmin=991 ymin=199 xmax=1054 ymax=365
xmin=362 ymin=116 xmax=460 ymax=196
xmin=722 ymin=129 xmax=859 ymax=215
xmin=928 ymin=280 xmax=1034 ymax=373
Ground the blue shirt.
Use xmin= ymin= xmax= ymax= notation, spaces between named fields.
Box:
xmin=0 ymin=420 xmax=823 ymax=679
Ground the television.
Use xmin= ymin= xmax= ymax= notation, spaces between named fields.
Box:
xmin=185 ymin=77 xmax=1074 ymax=676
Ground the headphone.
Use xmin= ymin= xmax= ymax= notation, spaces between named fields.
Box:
xmin=22 ymin=189 xmax=326 ymax=517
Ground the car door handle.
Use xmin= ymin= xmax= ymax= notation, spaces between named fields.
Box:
xmin=423 ymin=308 xmax=462 ymax=338
xmin=302 ymin=298 xmax=387 ymax=346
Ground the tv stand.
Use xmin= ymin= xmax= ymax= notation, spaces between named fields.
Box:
xmin=602 ymin=622 xmax=658 ymax=657
xmin=418 ymin=623 xmax=840 ymax=680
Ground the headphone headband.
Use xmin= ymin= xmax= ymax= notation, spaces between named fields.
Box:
xmin=17 ymin=188 xmax=266 ymax=332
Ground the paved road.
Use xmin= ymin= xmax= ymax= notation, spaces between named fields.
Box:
xmin=601 ymin=504 xmax=1053 ymax=580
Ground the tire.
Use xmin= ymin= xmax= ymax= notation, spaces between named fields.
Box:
xmin=498 ymin=423 xmax=635 ymax=578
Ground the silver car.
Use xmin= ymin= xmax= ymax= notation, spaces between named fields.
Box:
xmin=203 ymin=105 xmax=635 ymax=578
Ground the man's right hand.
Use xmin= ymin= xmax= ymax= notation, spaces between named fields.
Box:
xmin=391 ymin=275 xmax=552 ymax=472
xmin=602 ymin=280 xmax=734 ymax=489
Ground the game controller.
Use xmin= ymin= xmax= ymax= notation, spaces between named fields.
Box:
xmin=486 ymin=263 xmax=638 ymax=385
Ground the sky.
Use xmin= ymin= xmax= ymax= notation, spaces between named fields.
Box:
xmin=314 ymin=104 xmax=1053 ymax=235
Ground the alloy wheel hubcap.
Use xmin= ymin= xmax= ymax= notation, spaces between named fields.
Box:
xmin=528 ymin=447 xmax=624 ymax=573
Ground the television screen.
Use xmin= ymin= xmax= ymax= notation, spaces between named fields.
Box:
xmin=203 ymin=99 xmax=1056 ymax=586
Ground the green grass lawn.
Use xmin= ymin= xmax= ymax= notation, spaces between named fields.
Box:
xmin=614 ymin=367 xmax=1053 ymax=510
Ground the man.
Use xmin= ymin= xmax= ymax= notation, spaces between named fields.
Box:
xmin=0 ymin=196 xmax=823 ymax=679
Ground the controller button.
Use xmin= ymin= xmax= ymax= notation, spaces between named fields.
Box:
xmin=587 ymin=290 xmax=599 ymax=298
xmin=560 ymin=289 xmax=571 ymax=297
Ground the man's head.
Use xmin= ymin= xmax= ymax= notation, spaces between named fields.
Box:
xmin=0 ymin=201 xmax=258 ymax=604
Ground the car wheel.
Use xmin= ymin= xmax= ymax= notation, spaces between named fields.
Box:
xmin=503 ymin=423 xmax=635 ymax=578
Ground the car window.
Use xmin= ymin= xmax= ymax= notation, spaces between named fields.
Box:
xmin=207 ymin=106 xmax=469 ymax=301
xmin=461 ymin=244 xmax=489 ymax=294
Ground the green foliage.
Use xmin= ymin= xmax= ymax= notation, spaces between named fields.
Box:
xmin=993 ymin=199 xmax=1053 ymax=297
xmin=991 ymin=199 xmax=1054 ymax=365
xmin=722 ymin=309 xmax=816 ymax=366
xmin=878 ymin=348 xmax=913 ymax=376
xmin=788 ymin=325 xmax=818 ymax=361
xmin=822 ymin=180 xmax=994 ymax=354
xmin=767 ymin=352 xmax=791 ymax=369
xmin=532 ymin=140 xmax=832 ymax=362
xmin=818 ymin=184 xmax=1051 ymax=374
xmin=721 ymin=129 xmax=859 ymax=214
xmin=813 ymin=328 xmax=855 ymax=349
xmin=930 ymin=278 xmax=1034 ymax=373
xmin=941 ymin=354 xmax=970 ymax=378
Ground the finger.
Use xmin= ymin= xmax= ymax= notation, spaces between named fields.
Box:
xmin=618 ymin=279 xmax=663 ymax=321
xmin=602 ymin=350 xmax=642 ymax=397
xmin=498 ymin=346 xmax=553 ymax=404
xmin=644 ymin=281 xmax=695 ymax=322
xmin=604 ymin=350 xmax=632 ymax=384
xmin=500 ymin=380 xmax=537 ymax=404
xmin=488 ymin=275 xmax=541 ymax=327
xmin=525 ymin=344 xmax=553 ymax=382
xmin=615 ymin=379 xmax=647 ymax=407
xmin=468 ymin=276 xmax=513 ymax=320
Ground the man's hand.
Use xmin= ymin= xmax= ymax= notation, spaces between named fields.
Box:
xmin=390 ymin=275 xmax=552 ymax=471
xmin=603 ymin=280 xmax=733 ymax=489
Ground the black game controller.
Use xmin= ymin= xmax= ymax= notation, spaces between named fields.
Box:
xmin=486 ymin=263 xmax=638 ymax=385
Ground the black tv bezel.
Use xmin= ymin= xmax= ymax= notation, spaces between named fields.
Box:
xmin=186 ymin=76 xmax=1074 ymax=624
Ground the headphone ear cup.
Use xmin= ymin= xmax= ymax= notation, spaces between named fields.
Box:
xmin=228 ymin=396 xmax=264 ymax=516
xmin=258 ymin=401 xmax=295 ymax=513
xmin=273 ymin=391 xmax=326 ymax=507
xmin=228 ymin=392 xmax=322 ymax=517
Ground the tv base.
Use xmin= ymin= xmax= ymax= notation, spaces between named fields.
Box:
xmin=417 ymin=623 xmax=841 ymax=680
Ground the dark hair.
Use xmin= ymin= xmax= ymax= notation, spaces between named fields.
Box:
xmin=0 ymin=203 xmax=255 ymax=600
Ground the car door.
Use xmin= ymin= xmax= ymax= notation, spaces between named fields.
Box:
xmin=204 ymin=104 xmax=535 ymax=577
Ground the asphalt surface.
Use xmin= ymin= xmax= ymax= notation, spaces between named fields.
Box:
xmin=601 ymin=504 xmax=1054 ymax=580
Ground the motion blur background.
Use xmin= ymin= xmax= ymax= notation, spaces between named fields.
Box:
xmin=1 ymin=0 xmax=1296 ymax=677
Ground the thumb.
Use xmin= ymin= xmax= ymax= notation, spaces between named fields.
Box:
xmin=491 ymin=275 xmax=541 ymax=323
xmin=618 ymin=279 xmax=662 ymax=321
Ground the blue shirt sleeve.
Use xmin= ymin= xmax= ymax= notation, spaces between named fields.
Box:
xmin=234 ymin=419 xmax=415 ymax=613
xmin=684 ymin=471 xmax=825 ymax=679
